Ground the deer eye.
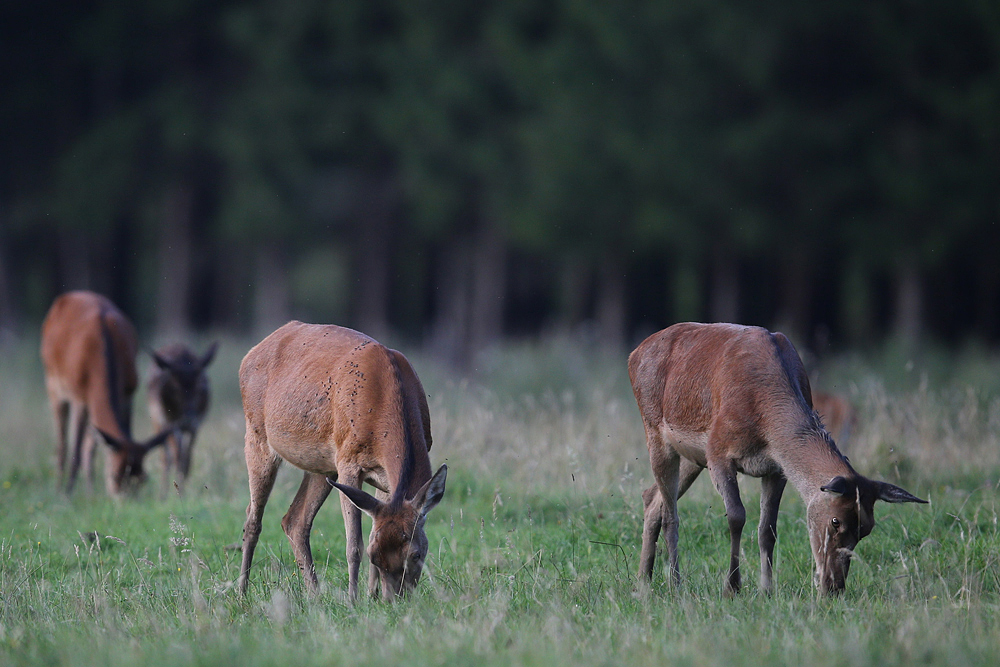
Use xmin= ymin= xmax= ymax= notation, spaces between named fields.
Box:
xmin=831 ymin=517 xmax=841 ymax=528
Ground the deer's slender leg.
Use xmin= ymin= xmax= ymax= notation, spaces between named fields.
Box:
xmin=178 ymin=429 xmax=196 ymax=487
xmin=336 ymin=469 xmax=364 ymax=603
xmin=65 ymin=404 xmax=88 ymax=494
xmin=368 ymin=487 xmax=390 ymax=598
xmin=281 ymin=472 xmax=333 ymax=595
xmin=707 ymin=457 xmax=745 ymax=597
xmin=648 ymin=437 xmax=681 ymax=585
xmin=238 ymin=432 xmax=280 ymax=595
xmin=639 ymin=460 xmax=703 ymax=581
xmin=50 ymin=398 xmax=69 ymax=488
xmin=758 ymin=472 xmax=786 ymax=594
xmin=639 ymin=485 xmax=663 ymax=581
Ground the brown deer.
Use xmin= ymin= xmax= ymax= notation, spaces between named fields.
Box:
xmin=630 ymin=322 xmax=926 ymax=596
xmin=147 ymin=342 xmax=218 ymax=493
xmin=812 ymin=390 xmax=857 ymax=450
xmin=40 ymin=291 xmax=171 ymax=496
xmin=236 ymin=321 xmax=447 ymax=601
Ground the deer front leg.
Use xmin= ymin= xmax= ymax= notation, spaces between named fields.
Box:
xmin=708 ymin=459 xmax=745 ymax=597
xmin=758 ymin=472 xmax=786 ymax=594
xmin=337 ymin=471 xmax=364 ymax=603
xmin=367 ymin=487 xmax=391 ymax=599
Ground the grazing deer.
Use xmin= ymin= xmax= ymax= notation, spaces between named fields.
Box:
xmin=237 ymin=321 xmax=447 ymax=601
xmin=812 ymin=390 xmax=857 ymax=451
xmin=147 ymin=342 xmax=218 ymax=493
xmin=630 ymin=322 xmax=926 ymax=596
xmin=40 ymin=291 xmax=171 ymax=496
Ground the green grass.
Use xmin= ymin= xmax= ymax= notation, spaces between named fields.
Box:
xmin=1 ymin=336 xmax=999 ymax=666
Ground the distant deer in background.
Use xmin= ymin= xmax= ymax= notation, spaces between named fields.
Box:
xmin=237 ymin=321 xmax=447 ymax=601
xmin=147 ymin=342 xmax=218 ymax=493
xmin=630 ymin=322 xmax=926 ymax=596
xmin=812 ymin=390 xmax=858 ymax=451
xmin=41 ymin=291 xmax=171 ymax=496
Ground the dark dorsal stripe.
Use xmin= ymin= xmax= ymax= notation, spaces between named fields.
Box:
xmin=387 ymin=353 xmax=416 ymax=509
xmin=98 ymin=306 xmax=129 ymax=440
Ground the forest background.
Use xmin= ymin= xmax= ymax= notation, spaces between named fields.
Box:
xmin=1 ymin=0 xmax=999 ymax=363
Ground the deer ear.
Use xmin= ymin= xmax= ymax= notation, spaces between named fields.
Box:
xmin=331 ymin=481 xmax=384 ymax=518
xmin=876 ymin=481 xmax=928 ymax=504
xmin=95 ymin=427 xmax=127 ymax=452
xmin=200 ymin=342 xmax=219 ymax=368
xmin=413 ymin=464 xmax=448 ymax=519
xmin=820 ymin=476 xmax=849 ymax=497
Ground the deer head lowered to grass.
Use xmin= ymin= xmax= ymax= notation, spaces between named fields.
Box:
xmin=147 ymin=341 xmax=218 ymax=493
xmin=630 ymin=322 xmax=926 ymax=596
xmin=236 ymin=321 xmax=447 ymax=601
xmin=40 ymin=291 xmax=172 ymax=497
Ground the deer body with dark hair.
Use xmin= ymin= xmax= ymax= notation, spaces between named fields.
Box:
xmin=147 ymin=342 xmax=218 ymax=493
xmin=630 ymin=322 xmax=926 ymax=596
xmin=41 ymin=291 xmax=170 ymax=496
xmin=237 ymin=321 xmax=447 ymax=601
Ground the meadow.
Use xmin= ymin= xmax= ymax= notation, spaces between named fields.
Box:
xmin=1 ymin=334 xmax=999 ymax=666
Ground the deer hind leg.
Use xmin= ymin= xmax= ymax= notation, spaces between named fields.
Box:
xmin=639 ymin=460 xmax=702 ymax=582
xmin=50 ymin=399 xmax=69 ymax=488
xmin=648 ymin=444 xmax=682 ymax=586
xmin=281 ymin=472 xmax=333 ymax=596
xmin=707 ymin=458 xmax=745 ymax=597
xmin=237 ymin=433 xmax=281 ymax=596
xmin=758 ymin=472 xmax=786 ymax=594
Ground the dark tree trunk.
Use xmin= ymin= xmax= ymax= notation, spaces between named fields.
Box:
xmin=671 ymin=257 xmax=701 ymax=324
xmin=57 ymin=227 xmax=92 ymax=291
xmin=977 ymin=255 xmax=1000 ymax=341
xmin=596 ymin=253 xmax=626 ymax=350
xmin=841 ymin=258 xmax=873 ymax=345
xmin=0 ymin=232 xmax=15 ymax=337
xmin=353 ymin=178 xmax=396 ymax=341
xmin=709 ymin=245 xmax=739 ymax=324
xmin=155 ymin=184 xmax=194 ymax=336
xmin=428 ymin=239 xmax=472 ymax=367
xmin=253 ymin=244 xmax=290 ymax=337
xmin=893 ymin=255 xmax=923 ymax=350
xmin=468 ymin=218 xmax=506 ymax=354
xmin=555 ymin=253 xmax=590 ymax=331
xmin=775 ymin=246 xmax=810 ymax=341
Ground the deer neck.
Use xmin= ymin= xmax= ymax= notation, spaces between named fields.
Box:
xmin=778 ymin=432 xmax=856 ymax=505
xmin=373 ymin=423 xmax=431 ymax=504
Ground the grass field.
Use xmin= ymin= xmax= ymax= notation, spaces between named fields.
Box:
xmin=1 ymin=335 xmax=999 ymax=666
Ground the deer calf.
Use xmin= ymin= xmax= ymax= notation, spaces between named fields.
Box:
xmin=630 ymin=322 xmax=926 ymax=596
xmin=41 ymin=291 xmax=170 ymax=496
xmin=237 ymin=321 xmax=447 ymax=600
xmin=147 ymin=342 xmax=218 ymax=492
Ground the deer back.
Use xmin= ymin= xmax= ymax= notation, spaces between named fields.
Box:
xmin=240 ymin=321 xmax=432 ymax=496
xmin=628 ymin=323 xmax=825 ymax=466
xmin=41 ymin=291 xmax=138 ymax=441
